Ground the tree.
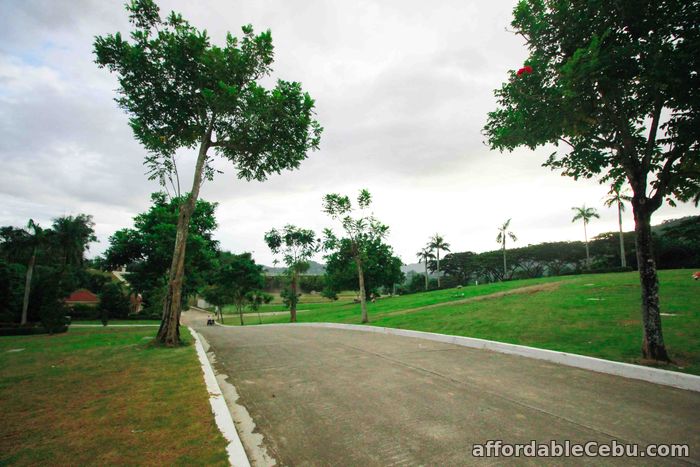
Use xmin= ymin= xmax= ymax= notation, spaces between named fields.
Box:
xmin=264 ymin=225 xmax=319 ymax=322
xmin=427 ymin=234 xmax=450 ymax=288
xmin=416 ymin=248 xmax=436 ymax=291
xmin=51 ymin=215 xmax=97 ymax=270
xmin=604 ymin=186 xmax=632 ymax=268
xmin=95 ymin=0 xmax=322 ymax=345
xmin=496 ymin=219 xmax=517 ymax=279
xmin=322 ymin=190 xmax=389 ymax=323
xmin=203 ymin=253 xmax=266 ymax=326
xmin=104 ymin=192 xmax=219 ymax=313
xmin=99 ymin=282 xmax=131 ymax=321
xmin=20 ymin=220 xmax=47 ymax=325
xmin=484 ymin=0 xmax=699 ymax=361
xmin=324 ymin=237 xmax=404 ymax=301
xmin=571 ymin=205 xmax=600 ymax=266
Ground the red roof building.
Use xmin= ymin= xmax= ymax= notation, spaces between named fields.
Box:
xmin=65 ymin=289 xmax=100 ymax=306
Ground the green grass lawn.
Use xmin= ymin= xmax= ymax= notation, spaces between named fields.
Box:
xmin=227 ymin=269 xmax=700 ymax=375
xmin=0 ymin=327 xmax=228 ymax=466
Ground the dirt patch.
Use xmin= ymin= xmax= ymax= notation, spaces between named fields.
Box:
xmin=382 ymin=282 xmax=562 ymax=318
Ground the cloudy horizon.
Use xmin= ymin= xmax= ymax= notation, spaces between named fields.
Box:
xmin=1 ymin=0 xmax=697 ymax=267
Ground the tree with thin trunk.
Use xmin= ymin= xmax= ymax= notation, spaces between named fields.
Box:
xmin=427 ymin=234 xmax=450 ymax=288
xmin=496 ymin=219 xmax=517 ymax=280
xmin=95 ymin=0 xmax=321 ymax=345
xmin=604 ymin=186 xmax=632 ymax=268
xmin=571 ymin=206 xmax=600 ymax=267
xmin=322 ymin=190 xmax=388 ymax=324
xmin=20 ymin=220 xmax=45 ymax=325
xmin=264 ymin=225 xmax=319 ymax=322
xmin=484 ymin=0 xmax=699 ymax=361
xmin=416 ymin=248 xmax=436 ymax=291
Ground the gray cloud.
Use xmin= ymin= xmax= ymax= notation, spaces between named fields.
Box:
xmin=0 ymin=0 xmax=697 ymax=266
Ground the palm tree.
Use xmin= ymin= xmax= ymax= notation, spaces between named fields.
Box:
xmin=21 ymin=220 xmax=46 ymax=325
xmin=416 ymin=248 xmax=436 ymax=291
xmin=427 ymin=234 xmax=450 ymax=288
xmin=51 ymin=214 xmax=96 ymax=269
xmin=496 ymin=219 xmax=517 ymax=280
xmin=604 ymin=187 xmax=632 ymax=268
xmin=571 ymin=205 xmax=600 ymax=266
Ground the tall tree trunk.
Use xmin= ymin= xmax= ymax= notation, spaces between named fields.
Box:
xmin=424 ymin=261 xmax=428 ymax=291
xmin=356 ymin=256 xmax=368 ymax=323
xmin=21 ymin=249 xmax=36 ymax=325
xmin=583 ymin=221 xmax=590 ymax=266
xmin=632 ymin=202 xmax=669 ymax=362
xmin=618 ymin=202 xmax=626 ymax=268
xmin=290 ymin=271 xmax=298 ymax=322
xmin=156 ymin=118 xmax=214 ymax=346
xmin=436 ymin=249 xmax=441 ymax=288
xmin=238 ymin=303 xmax=244 ymax=326
xmin=502 ymin=239 xmax=507 ymax=280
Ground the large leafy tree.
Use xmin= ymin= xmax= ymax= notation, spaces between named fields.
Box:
xmin=94 ymin=0 xmax=322 ymax=345
xmin=484 ymin=0 xmax=699 ymax=361
xmin=202 ymin=252 xmax=267 ymax=326
xmin=571 ymin=205 xmax=600 ymax=265
xmin=51 ymin=214 xmax=97 ymax=270
xmin=104 ymin=192 xmax=219 ymax=311
xmin=496 ymin=219 xmax=517 ymax=279
xmin=322 ymin=190 xmax=389 ymax=323
xmin=264 ymin=225 xmax=319 ymax=322
xmin=427 ymin=234 xmax=450 ymax=288
xmin=324 ymin=237 xmax=404 ymax=301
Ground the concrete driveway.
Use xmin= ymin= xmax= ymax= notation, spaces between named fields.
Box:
xmin=186 ymin=312 xmax=699 ymax=466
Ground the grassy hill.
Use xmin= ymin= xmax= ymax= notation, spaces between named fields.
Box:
xmin=222 ymin=269 xmax=700 ymax=375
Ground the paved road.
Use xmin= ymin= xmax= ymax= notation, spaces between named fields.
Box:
xmin=187 ymin=313 xmax=700 ymax=466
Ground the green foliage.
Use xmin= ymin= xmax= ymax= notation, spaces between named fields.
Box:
xmin=324 ymin=237 xmax=404 ymax=298
xmin=202 ymin=253 xmax=267 ymax=322
xmin=105 ymin=192 xmax=219 ymax=306
xmin=34 ymin=274 xmax=69 ymax=334
xmin=0 ymin=260 xmax=25 ymax=323
xmin=484 ymin=0 xmax=699 ymax=207
xmin=100 ymin=282 xmax=131 ymax=320
xmin=93 ymin=0 xmax=322 ymax=187
xmin=51 ymin=215 xmax=97 ymax=268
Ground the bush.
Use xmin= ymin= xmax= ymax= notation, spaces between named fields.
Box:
xmin=69 ymin=303 xmax=100 ymax=320
xmin=99 ymin=282 xmax=130 ymax=320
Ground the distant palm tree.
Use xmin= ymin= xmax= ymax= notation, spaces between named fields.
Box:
xmin=21 ymin=220 xmax=46 ymax=325
xmin=604 ymin=187 xmax=632 ymax=268
xmin=571 ymin=205 xmax=600 ymax=266
xmin=427 ymin=234 xmax=450 ymax=288
xmin=416 ymin=248 xmax=436 ymax=291
xmin=496 ymin=219 xmax=517 ymax=279
xmin=52 ymin=214 xmax=96 ymax=269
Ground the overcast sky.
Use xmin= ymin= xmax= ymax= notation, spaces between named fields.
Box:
xmin=1 ymin=0 xmax=697 ymax=266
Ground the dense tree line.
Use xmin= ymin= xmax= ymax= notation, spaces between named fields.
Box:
xmin=434 ymin=216 xmax=700 ymax=286
xmin=0 ymin=214 xmax=130 ymax=331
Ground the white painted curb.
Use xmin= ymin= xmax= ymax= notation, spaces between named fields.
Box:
xmin=188 ymin=326 xmax=251 ymax=467
xmin=217 ymin=321 xmax=700 ymax=392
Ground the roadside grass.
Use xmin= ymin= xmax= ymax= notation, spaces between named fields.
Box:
xmin=225 ymin=270 xmax=700 ymax=375
xmin=0 ymin=327 xmax=228 ymax=466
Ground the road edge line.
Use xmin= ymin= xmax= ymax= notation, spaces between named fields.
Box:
xmin=215 ymin=321 xmax=700 ymax=392
xmin=188 ymin=326 xmax=251 ymax=467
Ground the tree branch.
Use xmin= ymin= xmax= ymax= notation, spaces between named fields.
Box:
xmin=643 ymin=97 xmax=664 ymax=171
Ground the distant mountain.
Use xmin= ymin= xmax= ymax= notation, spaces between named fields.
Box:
xmin=263 ymin=260 xmax=326 ymax=276
xmin=402 ymin=263 xmax=436 ymax=276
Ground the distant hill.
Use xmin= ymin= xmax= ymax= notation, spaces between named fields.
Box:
xmin=263 ymin=260 xmax=326 ymax=276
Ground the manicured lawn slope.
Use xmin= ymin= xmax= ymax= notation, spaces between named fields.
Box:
xmin=233 ymin=270 xmax=700 ymax=375
xmin=0 ymin=327 xmax=227 ymax=466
